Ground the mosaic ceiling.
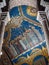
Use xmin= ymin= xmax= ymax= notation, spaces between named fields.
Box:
xmin=3 ymin=5 xmax=49 ymax=65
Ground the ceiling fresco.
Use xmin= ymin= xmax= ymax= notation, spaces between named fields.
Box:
xmin=3 ymin=5 xmax=49 ymax=65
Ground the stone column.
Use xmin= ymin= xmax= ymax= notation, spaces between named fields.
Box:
xmin=37 ymin=11 xmax=49 ymax=54
xmin=0 ymin=21 xmax=5 ymax=56
xmin=42 ymin=19 xmax=49 ymax=54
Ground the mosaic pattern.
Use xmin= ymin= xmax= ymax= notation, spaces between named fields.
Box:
xmin=4 ymin=5 xmax=49 ymax=65
xmin=12 ymin=41 xmax=49 ymax=65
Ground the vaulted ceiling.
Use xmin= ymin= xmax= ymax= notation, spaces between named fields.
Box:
xmin=1 ymin=0 xmax=45 ymax=12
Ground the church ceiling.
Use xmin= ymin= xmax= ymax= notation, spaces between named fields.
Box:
xmin=3 ymin=5 xmax=49 ymax=65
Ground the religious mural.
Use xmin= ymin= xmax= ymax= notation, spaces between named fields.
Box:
xmin=4 ymin=5 xmax=49 ymax=65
